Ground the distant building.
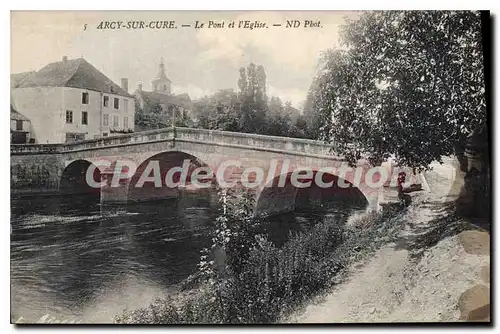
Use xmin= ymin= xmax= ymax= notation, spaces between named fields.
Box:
xmin=151 ymin=57 xmax=172 ymax=95
xmin=134 ymin=58 xmax=192 ymax=128
xmin=11 ymin=56 xmax=135 ymax=143
xmin=10 ymin=105 xmax=32 ymax=144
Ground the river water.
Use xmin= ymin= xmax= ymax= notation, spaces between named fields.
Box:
xmin=10 ymin=190 xmax=360 ymax=323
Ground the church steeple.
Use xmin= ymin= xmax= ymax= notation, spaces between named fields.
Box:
xmin=157 ymin=57 xmax=168 ymax=80
xmin=152 ymin=57 xmax=171 ymax=95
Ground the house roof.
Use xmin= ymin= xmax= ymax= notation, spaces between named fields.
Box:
xmin=10 ymin=105 xmax=30 ymax=121
xmin=16 ymin=58 xmax=133 ymax=97
xmin=11 ymin=71 xmax=35 ymax=88
xmin=136 ymin=90 xmax=192 ymax=109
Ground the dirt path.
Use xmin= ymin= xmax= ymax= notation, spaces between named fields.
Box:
xmin=284 ymin=166 xmax=490 ymax=323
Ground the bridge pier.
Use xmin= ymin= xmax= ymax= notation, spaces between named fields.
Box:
xmin=100 ymin=172 xmax=130 ymax=204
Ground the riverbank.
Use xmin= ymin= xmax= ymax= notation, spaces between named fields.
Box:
xmin=283 ymin=168 xmax=490 ymax=323
xmin=113 ymin=183 xmax=426 ymax=324
xmin=13 ymin=161 xmax=489 ymax=324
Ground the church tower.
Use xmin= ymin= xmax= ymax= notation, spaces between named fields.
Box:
xmin=151 ymin=57 xmax=172 ymax=95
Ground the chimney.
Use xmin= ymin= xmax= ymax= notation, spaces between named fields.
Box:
xmin=62 ymin=55 xmax=68 ymax=62
xmin=120 ymin=78 xmax=129 ymax=93
xmin=138 ymin=83 xmax=142 ymax=91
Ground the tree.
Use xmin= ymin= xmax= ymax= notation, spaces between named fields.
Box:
xmin=238 ymin=63 xmax=268 ymax=134
xmin=314 ymin=11 xmax=488 ymax=218
xmin=303 ymin=80 xmax=329 ymax=140
xmin=266 ymin=96 xmax=289 ymax=136
xmin=193 ymin=89 xmax=240 ymax=131
xmin=314 ymin=11 xmax=487 ymax=169
xmin=134 ymin=98 xmax=170 ymax=130
xmin=292 ymin=114 xmax=309 ymax=139
xmin=134 ymin=113 xmax=168 ymax=130
xmin=145 ymin=102 xmax=163 ymax=115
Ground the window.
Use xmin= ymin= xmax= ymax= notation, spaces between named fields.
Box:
xmin=114 ymin=97 xmax=119 ymax=109
xmin=164 ymin=85 xmax=167 ymax=91
xmin=103 ymin=114 xmax=109 ymax=126
xmin=123 ymin=116 xmax=129 ymax=129
xmin=124 ymin=99 xmax=128 ymax=112
xmin=81 ymin=111 xmax=88 ymax=125
xmin=103 ymin=133 xmax=108 ymax=137
xmin=113 ymin=115 xmax=119 ymax=127
xmin=66 ymin=110 xmax=73 ymax=124
xmin=103 ymin=95 xmax=109 ymax=107
xmin=15 ymin=120 xmax=23 ymax=131
xmin=82 ymin=92 xmax=89 ymax=104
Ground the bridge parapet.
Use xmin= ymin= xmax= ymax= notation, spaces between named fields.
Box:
xmin=10 ymin=144 xmax=63 ymax=155
xmin=174 ymin=127 xmax=336 ymax=157
xmin=10 ymin=127 xmax=337 ymax=158
xmin=10 ymin=128 xmax=177 ymax=155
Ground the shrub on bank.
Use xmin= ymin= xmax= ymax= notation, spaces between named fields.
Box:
xmin=115 ymin=193 xmax=406 ymax=324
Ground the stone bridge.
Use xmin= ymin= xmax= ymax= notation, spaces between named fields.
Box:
xmin=11 ymin=127 xmax=396 ymax=216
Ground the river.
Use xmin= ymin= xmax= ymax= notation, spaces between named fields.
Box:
xmin=10 ymin=189 xmax=361 ymax=323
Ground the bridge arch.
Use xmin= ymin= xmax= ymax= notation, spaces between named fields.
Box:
xmin=60 ymin=159 xmax=101 ymax=197
xmin=128 ymin=151 xmax=216 ymax=202
xmin=255 ymin=170 xmax=369 ymax=217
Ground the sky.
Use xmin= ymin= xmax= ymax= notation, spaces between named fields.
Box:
xmin=11 ymin=11 xmax=358 ymax=108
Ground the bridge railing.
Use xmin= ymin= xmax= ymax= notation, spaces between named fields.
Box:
xmin=10 ymin=126 xmax=336 ymax=157
xmin=10 ymin=144 xmax=63 ymax=154
xmin=173 ymin=127 xmax=336 ymax=157
xmin=65 ymin=128 xmax=176 ymax=152
xmin=10 ymin=128 xmax=176 ymax=154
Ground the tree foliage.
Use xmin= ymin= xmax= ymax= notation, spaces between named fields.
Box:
xmin=134 ymin=98 xmax=192 ymax=130
xmin=238 ymin=63 xmax=268 ymax=134
xmin=266 ymin=97 xmax=306 ymax=137
xmin=302 ymin=84 xmax=328 ymax=139
xmin=145 ymin=102 xmax=163 ymax=115
xmin=312 ymin=11 xmax=486 ymax=168
xmin=134 ymin=111 xmax=168 ymax=130
xmin=192 ymin=63 xmax=304 ymax=138
xmin=193 ymin=89 xmax=240 ymax=131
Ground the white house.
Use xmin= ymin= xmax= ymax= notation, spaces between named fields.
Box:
xmin=11 ymin=56 xmax=135 ymax=143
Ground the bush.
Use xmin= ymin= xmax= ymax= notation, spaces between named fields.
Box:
xmin=116 ymin=193 xmax=407 ymax=324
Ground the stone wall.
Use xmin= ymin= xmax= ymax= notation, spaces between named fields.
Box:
xmin=10 ymin=153 xmax=65 ymax=193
